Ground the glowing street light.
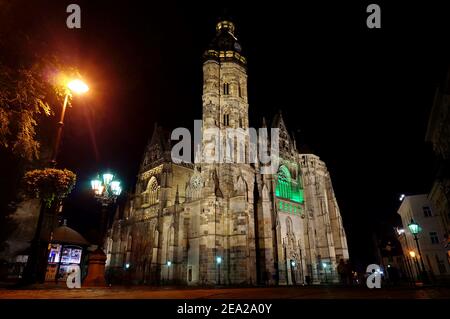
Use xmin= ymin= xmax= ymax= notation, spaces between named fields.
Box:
xmin=103 ymin=173 xmax=114 ymax=186
xmin=166 ymin=260 xmax=172 ymax=281
xmin=91 ymin=178 xmax=103 ymax=196
xmin=50 ymin=78 xmax=89 ymax=166
xmin=85 ymin=172 xmax=122 ymax=287
xmin=408 ymin=250 xmax=420 ymax=281
xmin=216 ymin=256 xmax=222 ymax=285
xmin=407 ymin=219 xmax=428 ymax=282
xmin=91 ymin=172 xmax=122 ymax=203
xmin=408 ymin=219 xmax=422 ymax=235
xmin=68 ymin=79 xmax=89 ymax=94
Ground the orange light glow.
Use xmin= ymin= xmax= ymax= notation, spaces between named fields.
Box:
xmin=68 ymin=79 xmax=89 ymax=94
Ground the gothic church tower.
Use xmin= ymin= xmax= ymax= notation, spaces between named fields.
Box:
xmin=184 ymin=19 xmax=257 ymax=285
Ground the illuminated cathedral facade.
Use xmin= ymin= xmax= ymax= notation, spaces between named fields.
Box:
xmin=105 ymin=20 xmax=349 ymax=285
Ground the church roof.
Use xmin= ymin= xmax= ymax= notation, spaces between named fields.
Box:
xmin=271 ymin=111 xmax=282 ymax=128
xmin=271 ymin=110 xmax=293 ymax=140
xmin=148 ymin=123 xmax=172 ymax=152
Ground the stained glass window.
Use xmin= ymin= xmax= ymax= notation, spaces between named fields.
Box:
xmin=276 ymin=165 xmax=304 ymax=203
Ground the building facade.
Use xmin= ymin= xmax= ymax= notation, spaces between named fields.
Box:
xmin=105 ymin=20 xmax=349 ymax=285
xmin=397 ymin=194 xmax=450 ymax=281
xmin=425 ymin=70 xmax=450 ymax=257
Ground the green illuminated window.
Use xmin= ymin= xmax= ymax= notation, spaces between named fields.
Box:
xmin=276 ymin=165 xmax=304 ymax=203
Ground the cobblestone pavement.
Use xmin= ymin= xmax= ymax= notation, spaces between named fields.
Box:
xmin=0 ymin=285 xmax=449 ymax=299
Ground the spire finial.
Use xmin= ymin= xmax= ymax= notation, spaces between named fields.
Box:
xmin=261 ymin=117 xmax=267 ymax=128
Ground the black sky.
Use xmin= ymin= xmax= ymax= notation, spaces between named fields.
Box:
xmin=3 ymin=1 xmax=450 ymax=266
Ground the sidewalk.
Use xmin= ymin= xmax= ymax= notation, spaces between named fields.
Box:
xmin=0 ymin=285 xmax=449 ymax=299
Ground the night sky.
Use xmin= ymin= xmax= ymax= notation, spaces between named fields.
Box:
xmin=3 ymin=1 xmax=450 ymax=266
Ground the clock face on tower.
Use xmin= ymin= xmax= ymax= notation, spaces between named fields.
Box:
xmin=234 ymin=42 xmax=242 ymax=52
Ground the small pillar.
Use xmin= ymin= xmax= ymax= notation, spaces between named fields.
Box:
xmin=83 ymin=248 xmax=107 ymax=287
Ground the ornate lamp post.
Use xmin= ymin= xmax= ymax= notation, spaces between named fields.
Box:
xmin=167 ymin=260 xmax=172 ymax=282
xmin=322 ymin=262 xmax=328 ymax=283
xmin=290 ymin=260 xmax=297 ymax=285
xmin=407 ymin=219 xmax=428 ymax=282
xmin=91 ymin=173 xmax=122 ymax=238
xmin=84 ymin=172 xmax=122 ymax=286
xmin=216 ymin=256 xmax=222 ymax=285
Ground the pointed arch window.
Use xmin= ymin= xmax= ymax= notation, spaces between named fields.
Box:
xmin=144 ymin=176 xmax=160 ymax=205
xmin=286 ymin=217 xmax=293 ymax=235
xmin=223 ymin=83 xmax=230 ymax=95
xmin=276 ymin=165 xmax=304 ymax=203
xmin=276 ymin=166 xmax=292 ymax=200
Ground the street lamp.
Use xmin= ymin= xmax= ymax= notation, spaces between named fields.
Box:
xmin=68 ymin=79 xmax=89 ymax=94
xmin=216 ymin=256 xmax=222 ymax=285
xmin=322 ymin=262 xmax=328 ymax=283
xmin=409 ymin=250 xmax=420 ymax=279
xmin=91 ymin=172 xmax=122 ymax=238
xmin=407 ymin=219 xmax=428 ymax=282
xmin=50 ymin=79 xmax=89 ymax=166
xmin=84 ymin=172 xmax=121 ymax=287
xmin=22 ymin=78 xmax=89 ymax=285
xmin=167 ymin=260 xmax=172 ymax=281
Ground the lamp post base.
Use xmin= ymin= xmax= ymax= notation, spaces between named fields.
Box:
xmin=83 ymin=248 xmax=107 ymax=287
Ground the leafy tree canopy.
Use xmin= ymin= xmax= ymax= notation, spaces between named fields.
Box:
xmin=23 ymin=168 xmax=77 ymax=207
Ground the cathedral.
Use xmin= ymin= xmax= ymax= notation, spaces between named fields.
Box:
xmin=105 ymin=19 xmax=349 ymax=285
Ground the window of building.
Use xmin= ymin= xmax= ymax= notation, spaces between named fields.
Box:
xmin=436 ymin=254 xmax=447 ymax=274
xmin=223 ymin=114 xmax=229 ymax=126
xmin=145 ymin=176 xmax=159 ymax=205
xmin=239 ymin=117 xmax=243 ymax=127
xmin=423 ymin=206 xmax=432 ymax=217
xmin=430 ymin=232 xmax=439 ymax=244
xmin=275 ymin=165 xmax=303 ymax=203
xmin=276 ymin=166 xmax=292 ymax=200
xmin=223 ymin=83 xmax=229 ymax=95
xmin=238 ymin=83 xmax=242 ymax=97
xmin=286 ymin=217 xmax=293 ymax=235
